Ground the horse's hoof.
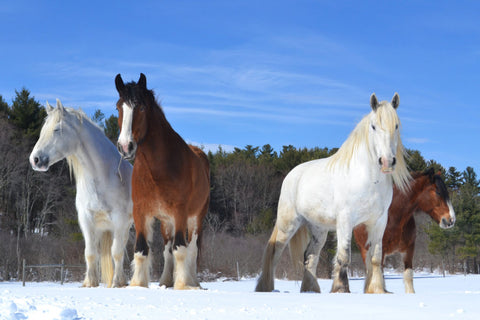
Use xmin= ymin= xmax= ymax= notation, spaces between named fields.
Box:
xmin=129 ymin=281 xmax=149 ymax=288
xmin=112 ymin=282 xmax=127 ymax=288
xmin=365 ymin=288 xmax=390 ymax=294
xmin=173 ymin=283 xmax=202 ymax=290
xmin=330 ymin=286 xmax=351 ymax=293
xmin=82 ymin=280 xmax=99 ymax=288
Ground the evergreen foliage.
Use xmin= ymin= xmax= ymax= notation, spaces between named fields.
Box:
xmin=9 ymin=88 xmax=46 ymax=139
xmin=0 ymin=87 xmax=479 ymax=277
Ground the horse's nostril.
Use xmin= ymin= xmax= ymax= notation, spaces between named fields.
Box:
xmin=392 ymin=157 xmax=396 ymax=166
xmin=378 ymin=158 xmax=382 ymax=165
xmin=34 ymin=157 xmax=39 ymax=164
xmin=128 ymin=142 xmax=134 ymax=153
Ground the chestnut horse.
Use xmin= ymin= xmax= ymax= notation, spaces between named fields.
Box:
xmin=354 ymin=169 xmax=455 ymax=293
xmin=114 ymin=73 xmax=210 ymax=289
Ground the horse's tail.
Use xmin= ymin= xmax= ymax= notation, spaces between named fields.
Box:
xmin=255 ymin=225 xmax=279 ymax=292
xmin=289 ymin=225 xmax=310 ymax=280
xmin=100 ymin=231 xmax=114 ymax=288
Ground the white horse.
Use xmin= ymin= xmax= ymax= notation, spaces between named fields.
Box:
xmin=29 ymin=99 xmax=133 ymax=288
xmin=255 ymin=93 xmax=411 ymax=294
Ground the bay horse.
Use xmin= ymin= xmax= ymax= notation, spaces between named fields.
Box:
xmin=256 ymin=93 xmax=411 ymax=294
xmin=114 ymin=73 xmax=210 ymax=289
xmin=354 ymin=168 xmax=455 ymax=293
xmin=29 ymin=99 xmax=133 ymax=288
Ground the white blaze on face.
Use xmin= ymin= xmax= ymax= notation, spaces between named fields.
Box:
xmin=118 ymin=102 xmax=134 ymax=153
xmin=380 ymin=131 xmax=397 ymax=173
xmin=445 ymin=200 xmax=456 ymax=228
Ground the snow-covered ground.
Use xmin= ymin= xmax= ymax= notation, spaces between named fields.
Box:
xmin=1 ymin=273 xmax=479 ymax=320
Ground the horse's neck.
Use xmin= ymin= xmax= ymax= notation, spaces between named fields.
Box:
xmin=67 ymin=122 xmax=116 ymax=185
xmin=140 ymin=109 xmax=189 ymax=166
xmin=390 ymin=178 xmax=419 ymax=226
xmin=352 ymin=142 xmax=387 ymax=180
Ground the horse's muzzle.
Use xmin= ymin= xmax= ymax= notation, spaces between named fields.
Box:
xmin=117 ymin=141 xmax=136 ymax=160
xmin=440 ymin=217 xmax=455 ymax=229
xmin=379 ymin=157 xmax=396 ymax=173
xmin=30 ymin=154 xmax=50 ymax=171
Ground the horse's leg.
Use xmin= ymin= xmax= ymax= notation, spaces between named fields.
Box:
xmin=81 ymin=221 xmax=99 ymax=287
xmin=159 ymin=221 xmax=174 ymax=288
xmin=184 ymin=212 xmax=206 ymax=287
xmin=364 ymin=217 xmax=389 ymax=294
xmin=255 ymin=201 xmax=301 ymax=292
xmin=172 ymin=214 xmax=200 ymax=290
xmin=111 ymin=224 xmax=130 ymax=287
xmin=300 ymin=226 xmax=328 ymax=293
xmin=403 ymin=249 xmax=415 ymax=293
xmin=130 ymin=215 xmax=153 ymax=287
xmin=403 ymin=218 xmax=416 ymax=293
xmin=353 ymin=224 xmax=368 ymax=265
xmin=330 ymin=213 xmax=352 ymax=293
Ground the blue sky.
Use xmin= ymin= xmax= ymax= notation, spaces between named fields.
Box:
xmin=1 ymin=0 xmax=479 ymax=173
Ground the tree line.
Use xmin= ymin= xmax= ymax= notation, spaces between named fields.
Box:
xmin=0 ymin=88 xmax=479 ymax=281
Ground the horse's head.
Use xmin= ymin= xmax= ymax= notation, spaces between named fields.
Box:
xmin=115 ymin=73 xmax=152 ymax=160
xmin=416 ymin=169 xmax=456 ymax=229
xmin=368 ymin=93 xmax=401 ymax=174
xmin=29 ymin=99 xmax=80 ymax=171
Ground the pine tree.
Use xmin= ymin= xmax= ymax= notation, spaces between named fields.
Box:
xmin=0 ymin=95 xmax=9 ymax=115
xmin=9 ymin=88 xmax=46 ymax=139
xmin=104 ymin=114 xmax=120 ymax=143
xmin=91 ymin=109 xmax=105 ymax=125
xmin=406 ymin=149 xmax=427 ymax=172
xmin=455 ymin=167 xmax=480 ymax=273
xmin=446 ymin=167 xmax=462 ymax=191
xmin=258 ymin=144 xmax=277 ymax=164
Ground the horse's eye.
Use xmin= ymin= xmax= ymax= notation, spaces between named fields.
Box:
xmin=139 ymin=105 xmax=145 ymax=112
xmin=371 ymin=124 xmax=376 ymax=131
xmin=395 ymin=124 xmax=399 ymax=130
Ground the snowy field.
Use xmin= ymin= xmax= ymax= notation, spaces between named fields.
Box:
xmin=1 ymin=273 xmax=479 ymax=320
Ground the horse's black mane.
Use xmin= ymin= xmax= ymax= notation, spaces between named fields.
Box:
xmin=434 ymin=174 xmax=450 ymax=201
xmin=416 ymin=168 xmax=450 ymax=201
xmin=122 ymin=81 xmax=160 ymax=110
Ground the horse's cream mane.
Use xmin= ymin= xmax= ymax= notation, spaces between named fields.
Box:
xmin=328 ymin=101 xmax=411 ymax=193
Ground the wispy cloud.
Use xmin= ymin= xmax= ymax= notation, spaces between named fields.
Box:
xmin=405 ymin=137 xmax=430 ymax=144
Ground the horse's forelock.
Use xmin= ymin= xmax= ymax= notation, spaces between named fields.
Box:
xmin=122 ymin=80 xmax=158 ymax=110
xmin=40 ymin=107 xmax=64 ymax=139
xmin=375 ymin=101 xmax=400 ymax=133
xmin=434 ymin=174 xmax=450 ymax=201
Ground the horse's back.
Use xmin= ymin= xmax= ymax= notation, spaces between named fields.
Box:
xmin=188 ymin=145 xmax=210 ymax=175
xmin=278 ymin=158 xmax=332 ymax=219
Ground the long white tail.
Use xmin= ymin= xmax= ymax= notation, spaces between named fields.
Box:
xmin=255 ymin=225 xmax=279 ymax=292
xmin=100 ymin=231 xmax=114 ymax=288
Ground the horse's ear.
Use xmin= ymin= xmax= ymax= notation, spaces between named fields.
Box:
xmin=56 ymin=99 xmax=64 ymax=112
xmin=425 ymin=167 xmax=435 ymax=182
xmin=46 ymin=101 xmax=53 ymax=113
xmin=370 ymin=93 xmax=378 ymax=111
xmin=391 ymin=92 xmax=400 ymax=109
xmin=138 ymin=73 xmax=147 ymax=89
xmin=115 ymin=74 xmax=125 ymax=96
